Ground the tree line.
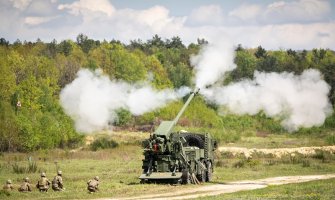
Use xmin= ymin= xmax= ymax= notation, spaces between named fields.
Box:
xmin=0 ymin=34 xmax=334 ymax=152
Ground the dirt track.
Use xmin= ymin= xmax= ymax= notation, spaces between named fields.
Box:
xmin=98 ymin=174 xmax=335 ymax=200
xmin=218 ymin=146 xmax=335 ymax=158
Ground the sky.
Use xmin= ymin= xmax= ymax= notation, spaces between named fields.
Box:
xmin=1 ymin=0 xmax=335 ymax=49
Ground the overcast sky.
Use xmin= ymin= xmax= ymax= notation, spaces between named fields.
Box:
xmin=1 ymin=0 xmax=334 ymax=49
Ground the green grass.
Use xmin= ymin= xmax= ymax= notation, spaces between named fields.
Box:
xmin=174 ymin=126 xmax=330 ymax=148
xmin=0 ymin=146 xmax=194 ymax=199
xmin=0 ymin=131 xmax=334 ymax=199
xmin=197 ymin=178 xmax=335 ymax=200
xmin=0 ymin=144 xmax=334 ymax=199
xmin=225 ymin=134 xmax=329 ymax=148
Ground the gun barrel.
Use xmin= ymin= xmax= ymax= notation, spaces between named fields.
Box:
xmin=154 ymin=88 xmax=200 ymax=137
xmin=173 ymin=88 xmax=200 ymax=125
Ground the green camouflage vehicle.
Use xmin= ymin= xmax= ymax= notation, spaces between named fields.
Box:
xmin=139 ymin=88 xmax=217 ymax=184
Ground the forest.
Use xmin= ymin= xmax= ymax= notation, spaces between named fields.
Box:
xmin=0 ymin=34 xmax=334 ymax=152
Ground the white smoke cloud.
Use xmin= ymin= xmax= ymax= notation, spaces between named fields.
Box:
xmin=192 ymin=39 xmax=333 ymax=131
xmin=190 ymin=39 xmax=236 ymax=88
xmin=60 ymin=69 xmax=189 ymax=133
xmin=202 ymin=70 xmax=333 ymax=131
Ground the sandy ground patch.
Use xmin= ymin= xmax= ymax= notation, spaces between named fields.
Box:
xmin=218 ymin=146 xmax=335 ymax=158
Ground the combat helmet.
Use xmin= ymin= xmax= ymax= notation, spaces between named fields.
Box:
xmin=94 ymin=176 xmax=99 ymax=181
xmin=7 ymin=180 xmax=12 ymax=184
xmin=41 ymin=172 xmax=46 ymax=177
xmin=24 ymin=177 xmax=29 ymax=182
xmin=57 ymin=170 xmax=62 ymax=175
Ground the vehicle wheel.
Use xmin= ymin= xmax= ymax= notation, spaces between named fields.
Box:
xmin=181 ymin=170 xmax=191 ymax=184
xmin=184 ymin=134 xmax=204 ymax=148
xmin=196 ymin=161 xmax=207 ymax=182
xmin=140 ymin=179 xmax=147 ymax=184
xmin=196 ymin=170 xmax=206 ymax=182
xmin=206 ymin=162 xmax=212 ymax=182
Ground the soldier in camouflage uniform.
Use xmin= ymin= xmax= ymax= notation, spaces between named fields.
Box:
xmin=18 ymin=177 xmax=32 ymax=192
xmin=52 ymin=170 xmax=64 ymax=191
xmin=87 ymin=176 xmax=99 ymax=193
xmin=36 ymin=172 xmax=51 ymax=192
xmin=2 ymin=180 xmax=14 ymax=191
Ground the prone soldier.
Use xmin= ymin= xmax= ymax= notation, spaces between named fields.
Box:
xmin=3 ymin=180 xmax=14 ymax=191
xmin=36 ymin=172 xmax=51 ymax=192
xmin=52 ymin=170 xmax=64 ymax=191
xmin=18 ymin=177 xmax=32 ymax=192
xmin=87 ymin=176 xmax=99 ymax=193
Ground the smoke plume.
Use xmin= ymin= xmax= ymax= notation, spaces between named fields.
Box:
xmin=60 ymin=69 xmax=189 ymax=133
xmin=192 ymin=42 xmax=333 ymax=131
xmin=190 ymin=40 xmax=236 ymax=88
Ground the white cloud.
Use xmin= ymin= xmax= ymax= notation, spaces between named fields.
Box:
xmin=242 ymin=22 xmax=335 ymax=49
xmin=10 ymin=0 xmax=32 ymax=10
xmin=229 ymin=0 xmax=331 ymax=24
xmin=116 ymin=6 xmax=186 ymax=33
xmin=228 ymin=4 xmax=261 ymax=21
xmin=24 ymin=16 xmax=56 ymax=26
xmin=136 ymin=6 xmax=181 ymax=32
xmin=55 ymin=3 xmax=186 ymax=41
xmin=1 ymin=0 xmax=335 ymax=50
xmin=58 ymin=0 xmax=115 ymax=17
xmin=187 ymin=4 xmax=224 ymax=25
xmin=264 ymin=0 xmax=331 ymax=23
xmin=26 ymin=0 xmax=56 ymax=16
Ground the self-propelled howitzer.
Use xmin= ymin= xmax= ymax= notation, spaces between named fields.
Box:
xmin=139 ymin=88 xmax=217 ymax=184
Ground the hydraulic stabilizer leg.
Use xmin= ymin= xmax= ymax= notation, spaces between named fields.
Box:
xmin=146 ymin=157 xmax=153 ymax=176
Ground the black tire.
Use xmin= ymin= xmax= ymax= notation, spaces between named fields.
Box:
xmin=140 ymin=179 xmax=147 ymax=184
xmin=184 ymin=134 xmax=204 ymax=149
xmin=206 ymin=161 xmax=212 ymax=182
xmin=196 ymin=170 xmax=206 ymax=182
xmin=181 ymin=170 xmax=191 ymax=184
xmin=196 ymin=161 xmax=207 ymax=183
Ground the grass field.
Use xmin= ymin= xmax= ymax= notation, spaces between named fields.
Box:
xmin=197 ymin=178 xmax=335 ymax=200
xmin=0 ymin=132 xmax=334 ymax=199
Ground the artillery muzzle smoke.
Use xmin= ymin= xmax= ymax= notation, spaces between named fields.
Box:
xmin=192 ymin=41 xmax=333 ymax=131
xmin=60 ymin=69 xmax=190 ymax=133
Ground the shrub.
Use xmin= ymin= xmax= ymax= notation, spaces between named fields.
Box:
xmin=325 ymin=134 xmax=335 ymax=145
xmin=220 ymin=151 xmax=235 ymax=159
xmin=114 ymin=108 xmax=132 ymax=126
xmin=12 ymin=161 xmax=38 ymax=174
xmin=90 ymin=137 xmax=119 ymax=151
xmin=302 ymin=159 xmax=311 ymax=167
xmin=214 ymin=130 xmax=241 ymax=143
xmin=232 ymin=157 xmax=259 ymax=168
xmin=215 ymin=160 xmax=228 ymax=168
xmin=0 ymin=190 xmax=11 ymax=197
xmin=233 ymin=159 xmax=246 ymax=168
xmin=12 ymin=163 xmax=26 ymax=174
xmin=247 ymin=158 xmax=260 ymax=167
xmin=265 ymin=159 xmax=277 ymax=166
xmin=278 ymin=153 xmax=304 ymax=164
xmin=27 ymin=161 xmax=38 ymax=173
xmin=312 ymin=150 xmax=333 ymax=163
